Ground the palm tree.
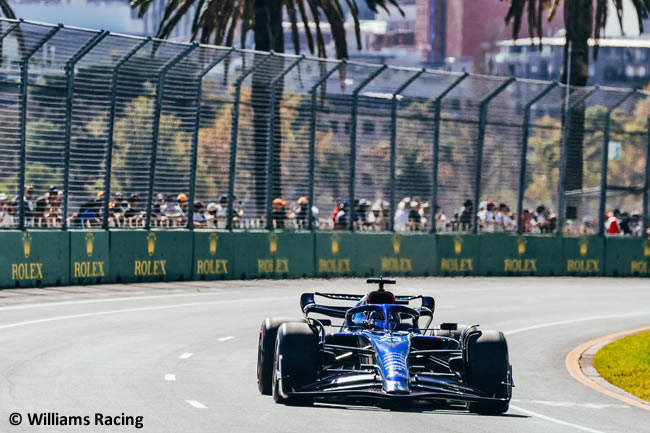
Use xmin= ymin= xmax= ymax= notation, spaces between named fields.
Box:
xmin=0 ymin=0 xmax=15 ymax=20
xmin=130 ymin=0 xmax=402 ymax=223
xmin=131 ymin=0 xmax=402 ymax=57
xmin=503 ymin=0 xmax=649 ymax=196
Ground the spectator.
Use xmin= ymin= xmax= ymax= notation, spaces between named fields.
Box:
xmin=193 ymin=201 xmax=206 ymax=228
xmin=205 ymin=202 xmax=218 ymax=228
xmin=161 ymin=194 xmax=185 ymax=227
xmin=331 ymin=200 xmax=343 ymax=226
xmin=216 ymin=196 xmax=228 ymax=228
xmin=77 ymin=192 xmax=103 ymax=228
xmin=481 ymin=201 xmax=497 ymax=233
xmin=606 ymin=209 xmax=621 ymax=235
xmin=495 ymin=203 xmax=514 ymax=232
xmin=521 ymin=209 xmax=534 ymax=233
xmin=394 ymin=197 xmax=411 ymax=232
xmin=0 ymin=193 xmax=14 ymax=227
xmin=356 ymin=199 xmax=370 ymax=230
xmin=408 ymin=200 xmax=422 ymax=231
xmin=334 ymin=200 xmax=350 ymax=230
xmin=272 ymin=198 xmax=288 ymax=229
xmin=177 ymin=193 xmax=188 ymax=217
xmin=367 ymin=200 xmax=384 ymax=230
xmin=296 ymin=197 xmax=309 ymax=229
xmin=459 ymin=199 xmax=473 ymax=231
xmin=435 ymin=205 xmax=448 ymax=232
xmin=125 ymin=193 xmax=144 ymax=227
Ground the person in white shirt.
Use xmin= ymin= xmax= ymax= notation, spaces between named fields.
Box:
xmin=394 ymin=198 xmax=411 ymax=232
xmin=0 ymin=193 xmax=15 ymax=227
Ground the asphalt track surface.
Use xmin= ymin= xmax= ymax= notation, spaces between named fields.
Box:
xmin=0 ymin=278 xmax=649 ymax=433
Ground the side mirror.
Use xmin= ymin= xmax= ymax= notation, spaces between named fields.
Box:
xmin=300 ymin=293 xmax=315 ymax=311
xmin=318 ymin=319 xmax=332 ymax=326
xmin=440 ymin=322 xmax=458 ymax=331
xmin=422 ymin=296 xmax=435 ymax=315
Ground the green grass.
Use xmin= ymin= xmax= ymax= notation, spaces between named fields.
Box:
xmin=593 ymin=331 xmax=650 ymax=402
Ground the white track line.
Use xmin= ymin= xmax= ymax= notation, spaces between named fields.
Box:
xmin=510 ymin=405 xmax=606 ymax=433
xmin=165 ymin=374 xmax=176 ymax=381
xmin=0 ymin=296 xmax=294 ymax=331
xmin=217 ymin=336 xmax=235 ymax=342
xmin=185 ymin=400 xmax=207 ymax=409
xmin=178 ymin=353 xmax=193 ymax=360
xmin=504 ymin=311 xmax=650 ymax=336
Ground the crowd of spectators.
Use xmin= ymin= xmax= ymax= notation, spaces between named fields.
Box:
xmin=1 ymin=186 xmax=648 ymax=237
xmin=0 ymin=185 xmax=63 ymax=228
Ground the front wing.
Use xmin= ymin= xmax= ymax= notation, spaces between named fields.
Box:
xmin=287 ymin=373 xmax=509 ymax=404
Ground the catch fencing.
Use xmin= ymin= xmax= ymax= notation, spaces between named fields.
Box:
xmin=0 ymin=18 xmax=649 ymax=237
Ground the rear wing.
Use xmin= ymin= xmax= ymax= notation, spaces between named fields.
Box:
xmin=300 ymin=292 xmax=435 ymax=320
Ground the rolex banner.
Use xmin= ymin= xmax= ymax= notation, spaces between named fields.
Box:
xmin=604 ymin=237 xmax=650 ymax=277
xmin=478 ymin=234 xmax=562 ymax=276
xmin=231 ymin=232 xmax=314 ymax=279
xmin=0 ymin=231 xmax=69 ymax=288
xmin=108 ymin=230 xmax=193 ymax=283
xmin=193 ymin=231 xmax=235 ymax=280
xmin=70 ymin=231 xmax=109 ymax=284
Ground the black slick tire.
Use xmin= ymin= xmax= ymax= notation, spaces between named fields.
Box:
xmin=257 ymin=317 xmax=303 ymax=395
xmin=466 ymin=330 xmax=511 ymax=415
xmin=272 ymin=322 xmax=318 ymax=405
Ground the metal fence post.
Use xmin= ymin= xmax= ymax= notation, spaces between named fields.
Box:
xmin=226 ymin=53 xmax=272 ymax=231
xmin=0 ymin=21 xmax=19 ymax=40
xmin=598 ymin=89 xmax=637 ymax=236
xmin=18 ymin=24 xmax=61 ymax=231
xmin=430 ymin=72 xmax=468 ymax=233
xmin=61 ymin=30 xmax=109 ymax=230
xmin=389 ymin=68 xmax=424 ymax=232
xmin=145 ymin=43 xmax=197 ymax=230
xmin=472 ymin=77 xmax=515 ymax=235
xmin=265 ymin=55 xmax=305 ymax=230
xmin=557 ymin=86 xmax=599 ymax=235
xmin=186 ymin=49 xmax=232 ymax=229
xmin=102 ymin=37 xmax=150 ymax=230
xmin=517 ymin=82 xmax=557 ymax=234
xmin=349 ymin=65 xmax=387 ymax=232
xmin=641 ymin=116 xmax=650 ymax=239
xmin=307 ymin=61 xmax=344 ymax=231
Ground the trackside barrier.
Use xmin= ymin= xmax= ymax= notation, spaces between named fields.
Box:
xmin=0 ymin=231 xmax=69 ymax=287
xmin=563 ymin=237 xmax=605 ymax=277
xmin=478 ymin=234 xmax=562 ymax=276
xmin=605 ymin=238 xmax=650 ymax=277
xmin=315 ymin=232 xmax=357 ymax=278
xmin=1 ymin=232 xmax=649 ymax=290
xmin=70 ymin=231 xmax=110 ymax=284
xmin=354 ymin=233 xmax=436 ymax=277
xmin=109 ymin=231 xmax=193 ymax=283
xmin=436 ymin=235 xmax=479 ymax=276
xmin=193 ymin=231 xmax=235 ymax=280
xmin=232 ymin=232 xmax=314 ymax=279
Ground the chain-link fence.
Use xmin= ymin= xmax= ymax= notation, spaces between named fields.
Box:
xmin=0 ymin=18 xmax=649 ymax=237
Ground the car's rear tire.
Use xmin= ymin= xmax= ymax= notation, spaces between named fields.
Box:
xmin=272 ymin=322 xmax=318 ymax=405
xmin=466 ymin=330 xmax=511 ymax=415
xmin=257 ymin=317 xmax=304 ymax=395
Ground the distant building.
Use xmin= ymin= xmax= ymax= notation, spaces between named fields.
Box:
xmin=415 ymin=0 xmax=563 ymax=72
xmin=487 ymin=36 xmax=650 ymax=87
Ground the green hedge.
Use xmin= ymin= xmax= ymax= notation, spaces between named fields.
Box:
xmin=0 ymin=230 xmax=648 ymax=289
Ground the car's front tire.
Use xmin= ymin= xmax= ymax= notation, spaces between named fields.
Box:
xmin=272 ymin=322 xmax=318 ymax=405
xmin=257 ymin=317 xmax=304 ymax=395
xmin=465 ymin=330 xmax=511 ymax=415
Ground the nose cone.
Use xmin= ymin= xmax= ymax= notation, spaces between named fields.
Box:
xmin=370 ymin=334 xmax=410 ymax=394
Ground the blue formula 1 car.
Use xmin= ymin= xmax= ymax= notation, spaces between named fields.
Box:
xmin=257 ymin=278 xmax=513 ymax=414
